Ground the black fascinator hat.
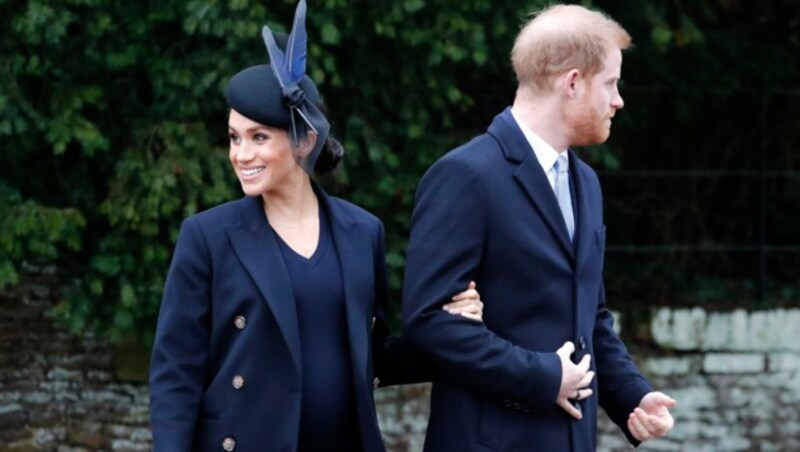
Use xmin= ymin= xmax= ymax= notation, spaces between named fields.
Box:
xmin=226 ymin=65 xmax=321 ymax=130
xmin=226 ymin=0 xmax=337 ymax=175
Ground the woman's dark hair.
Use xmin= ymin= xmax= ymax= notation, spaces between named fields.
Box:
xmin=314 ymin=135 xmax=344 ymax=175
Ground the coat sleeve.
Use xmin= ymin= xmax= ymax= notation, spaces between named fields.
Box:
xmin=371 ymin=220 xmax=436 ymax=386
xmin=402 ymin=156 xmax=562 ymax=409
xmin=593 ymin=280 xmax=654 ymax=446
xmin=149 ymin=217 xmax=212 ymax=451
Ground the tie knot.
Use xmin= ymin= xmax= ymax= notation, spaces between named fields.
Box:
xmin=554 ymin=154 xmax=569 ymax=174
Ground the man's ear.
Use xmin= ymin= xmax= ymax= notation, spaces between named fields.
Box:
xmin=563 ymin=69 xmax=581 ymax=99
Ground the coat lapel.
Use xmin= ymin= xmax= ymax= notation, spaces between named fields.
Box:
xmin=571 ymin=151 xmax=595 ymax=275
xmin=317 ymin=187 xmax=384 ymax=451
xmin=225 ymin=196 xmax=303 ymax=374
xmin=490 ymin=109 xmax=575 ymax=260
xmin=319 ymin=190 xmax=371 ymax=386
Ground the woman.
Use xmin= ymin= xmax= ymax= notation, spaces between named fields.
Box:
xmin=148 ymin=2 xmax=483 ymax=451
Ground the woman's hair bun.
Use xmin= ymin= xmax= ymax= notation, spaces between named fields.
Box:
xmin=314 ymin=135 xmax=344 ymax=175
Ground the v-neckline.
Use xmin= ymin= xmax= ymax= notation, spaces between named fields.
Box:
xmin=271 ymin=205 xmax=327 ymax=267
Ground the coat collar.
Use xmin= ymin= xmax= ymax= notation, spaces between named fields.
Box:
xmin=488 ymin=108 xmax=594 ymax=271
xmin=316 ymin=186 xmax=380 ymax=448
xmin=316 ymin=185 xmax=372 ymax=387
xmin=490 ymin=108 xmax=575 ymax=260
xmin=233 ymin=182 xmax=361 ymax=233
xmin=225 ymin=183 xmax=370 ymax=380
xmin=226 ymin=194 xmax=304 ymax=374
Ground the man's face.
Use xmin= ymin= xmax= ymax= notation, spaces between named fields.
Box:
xmin=566 ymin=46 xmax=624 ymax=146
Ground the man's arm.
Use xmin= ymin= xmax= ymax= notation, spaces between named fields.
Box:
xmin=374 ymin=220 xmax=488 ymax=386
xmin=593 ymin=281 xmax=657 ymax=445
xmin=402 ymin=156 xmax=562 ymax=409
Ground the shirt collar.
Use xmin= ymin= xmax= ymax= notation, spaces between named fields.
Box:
xmin=510 ymin=107 xmax=567 ymax=174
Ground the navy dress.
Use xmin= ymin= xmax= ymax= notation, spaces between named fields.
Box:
xmin=274 ymin=207 xmax=361 ymax=451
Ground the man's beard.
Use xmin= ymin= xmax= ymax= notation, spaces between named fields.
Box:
xmin=567 ymin=103 xmax=611 ymax=147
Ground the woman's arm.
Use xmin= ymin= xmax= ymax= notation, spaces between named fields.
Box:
xmin=149 ymin=217 xmax=212 ymax=451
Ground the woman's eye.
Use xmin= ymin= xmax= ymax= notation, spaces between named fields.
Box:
xmin=254 ymin=133 xmax=268 ymax=142
xmin=229 ymin=134 xmax=241 ymax=144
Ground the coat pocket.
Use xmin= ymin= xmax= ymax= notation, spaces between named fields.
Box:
xmin=477 ymin=399 xmax=504 ymax=451
xmin=595 ymin=225 xmax=607 ymax=246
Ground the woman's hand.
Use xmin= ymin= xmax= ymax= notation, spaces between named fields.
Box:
xmin=442 ymin=281 xmax=483 ymax=321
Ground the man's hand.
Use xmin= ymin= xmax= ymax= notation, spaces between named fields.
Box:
xmin=627 ymin=391 xmax=677 ymax=442
xmin=556 ymin=341 xmax=594 ymax=420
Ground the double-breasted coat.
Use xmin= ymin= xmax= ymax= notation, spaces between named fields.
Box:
xmin=150 ymin=187 xmax=425 ymax=451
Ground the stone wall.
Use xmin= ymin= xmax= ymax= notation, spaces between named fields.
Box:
xmin=0 ymin=270 xmax=150 ymax=451
xmin=618 ymin=307 xmax=800 ymax=451
xmin=2 ymin=272 xmax=799 ymax=450
xmin=377 ymin=308 xmax=800 ymax=451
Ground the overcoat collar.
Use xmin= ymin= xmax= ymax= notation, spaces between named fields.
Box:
xmin=226 ymin=194 xmax=304 ymax=373
xmin=489 ymin=108 xmax=593 ymax=271
xmin=224 ymin=183 xmax=370 ymax=381
xmin=320 ymin=186 xmax=372 ymax=386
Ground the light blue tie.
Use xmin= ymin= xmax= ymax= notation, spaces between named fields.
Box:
xmin=553 ymin=154 xmax=575 ymax=241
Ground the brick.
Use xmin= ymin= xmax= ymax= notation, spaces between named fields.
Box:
xmin=704 ymin=353 xmax=765 ymax=373
xmin=644 ymin=356 xmax=697 ymax=376
xmin=651 ymin=307 xmax=707 ymax=350
xmin=768 ymin=353 xmax=800 ymax=372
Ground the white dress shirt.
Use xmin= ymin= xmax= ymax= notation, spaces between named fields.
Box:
xmin=510 ymin=108 xmax=568 ymax=190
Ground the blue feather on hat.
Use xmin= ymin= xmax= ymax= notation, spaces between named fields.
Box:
xmin=228 ymin=0 xmax=331 ymax=175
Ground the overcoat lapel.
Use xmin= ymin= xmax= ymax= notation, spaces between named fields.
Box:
xmin=225 ymin=196 xmax=303 ymax=374
xmin=570 ymin=150 xmax=594 ymax=275
xmin=490 ymin=109 xmax=575 ymax=260
xmin=320 ymin=191 xmax=371 ymax=386
xmin=317 ymin=187 xmax=383 ymax=451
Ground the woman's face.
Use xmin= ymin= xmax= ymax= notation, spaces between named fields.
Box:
xmin=228 ymin=109 xmax=306 ymax=197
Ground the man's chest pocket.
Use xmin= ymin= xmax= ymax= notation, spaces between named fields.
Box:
xmin=595 ymin=225 xmax=606 ymax=247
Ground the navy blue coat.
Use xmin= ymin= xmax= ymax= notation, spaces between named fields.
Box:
xmin=403 ymin=109 xmax=653 ymax=451
xmin=150 ymin=187 xmax=425 ymax=451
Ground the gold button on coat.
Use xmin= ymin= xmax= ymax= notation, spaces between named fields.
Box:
xmin=222 ymin=437 xmax=236 ymax=451
xmin=232 ymin=375 xmax=245 ymax=389
xmin=234 ymin=315 xmax=246 ymax=329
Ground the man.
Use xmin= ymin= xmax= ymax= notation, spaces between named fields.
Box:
xmin=402 ymin=4 xmax=676 ymax=451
